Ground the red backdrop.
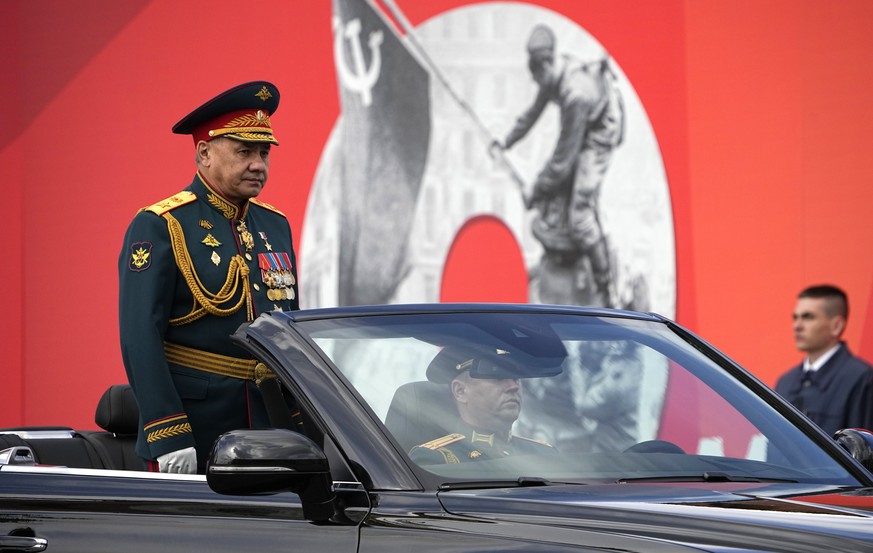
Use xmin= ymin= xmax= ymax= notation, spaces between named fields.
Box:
xmin=3 ymin=0 xmax=873 ymax=429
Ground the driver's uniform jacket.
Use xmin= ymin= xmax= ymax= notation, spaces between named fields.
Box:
xmin=119 ymin=173 xmax=299 ymax=469
xmin=409 ymin=420 xmax=554 ymax=464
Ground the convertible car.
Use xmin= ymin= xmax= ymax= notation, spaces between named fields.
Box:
xmin=3 ymin=303 xmax=873 ymax=552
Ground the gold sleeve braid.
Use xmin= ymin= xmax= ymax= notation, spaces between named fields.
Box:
xmin=163 ymin=213 xmax=254 ymax=325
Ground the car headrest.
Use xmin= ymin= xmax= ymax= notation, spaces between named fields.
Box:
xmin=95 ymin=385 xmax=139 ymax=435
xmin=385 ymin=380 xmax=458 ymax=453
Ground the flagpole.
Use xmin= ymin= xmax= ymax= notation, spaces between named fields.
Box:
xmin=378 ymin=0 xmax=531 ymax=205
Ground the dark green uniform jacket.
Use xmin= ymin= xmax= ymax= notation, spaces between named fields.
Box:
xmin=409 ymin=420 xmax=554 ymax=464
xmin=119 ymin=173 xmax=299 ymax=471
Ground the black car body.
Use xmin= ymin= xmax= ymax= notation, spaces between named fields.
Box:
xmin=4 ymin=304 xmax=873 ymax=553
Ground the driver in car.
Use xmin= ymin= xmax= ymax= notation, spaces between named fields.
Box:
xmin=410 ymin=347 xmax=554 ymax=464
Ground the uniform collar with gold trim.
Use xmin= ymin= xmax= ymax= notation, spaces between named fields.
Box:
xmin=460 ymin=421 xmax=511 ymax=446
xmin=193 ymin=172 xmax=250 ymax=221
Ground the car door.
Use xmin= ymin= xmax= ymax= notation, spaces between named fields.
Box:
xmin=0 ymin=309 xmax=425 ymax=553
xmin=0 ymin=317 xmax=375 ymax=552
xmin=0 ymin=466 xmax=360 ymax=553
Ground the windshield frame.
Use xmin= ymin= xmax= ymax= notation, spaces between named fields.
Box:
xmin=282 ymin=307 xmax=872 ymax=490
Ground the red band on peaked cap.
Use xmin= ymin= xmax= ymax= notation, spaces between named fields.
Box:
xmin=172 ymin=81 xmax=280 ymax=145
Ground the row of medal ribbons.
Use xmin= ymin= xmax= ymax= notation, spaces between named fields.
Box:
xmin=259 ymin=253 xmax=296 ymax=301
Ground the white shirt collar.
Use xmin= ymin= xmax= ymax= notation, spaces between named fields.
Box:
xmin=804 ymin=343 xmax=841 ymax=372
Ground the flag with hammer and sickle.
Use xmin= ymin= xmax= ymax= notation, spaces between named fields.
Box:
xmin=331 ymin=0 xmax=431 ymax=306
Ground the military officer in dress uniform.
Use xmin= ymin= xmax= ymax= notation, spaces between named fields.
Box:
xmin=410 ymin=348 xmax=554 ymax=464
xmin=119 ymin=81 xmax=299 ymax=474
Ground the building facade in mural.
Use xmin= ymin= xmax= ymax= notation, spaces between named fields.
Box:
xmin=302 ymin=0 xmax=675 ymax=451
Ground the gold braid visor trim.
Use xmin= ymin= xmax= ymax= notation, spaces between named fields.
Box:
xmin=222 ymin=132 xmax=279 ymax=144
xmin=209 ymin=126 xmax=275 ymax=138
xmin=164 ymin=342 xmax=276 ymax=383
xmin=163 ymin=213 xmax=254 ymax=324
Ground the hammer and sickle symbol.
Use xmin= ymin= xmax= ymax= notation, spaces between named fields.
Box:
xmin=332 ymin=16 xmax=384 ymax=107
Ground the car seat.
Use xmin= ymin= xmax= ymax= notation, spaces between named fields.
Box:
xmin=78 ymin=384 xmax=145 ymax=470
xmin=385 ymin=380 xmax=458 ymax=454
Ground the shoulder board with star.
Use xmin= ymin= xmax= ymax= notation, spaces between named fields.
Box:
xmin=513 ymin=435 xmax=554 ymax=448
xmin=250 ymin=198 xmax=286 ymax=217
xmin=142 ymin=191 xmax=197 ymax=216
xmin=418 ymin=433 xmax=465 ymax=450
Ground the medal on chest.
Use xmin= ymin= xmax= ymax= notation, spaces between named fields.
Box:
xmin=237 ymin=220 xmax=254 ymax=255
xmin=259 ymin=252 xmax=296 ymax=301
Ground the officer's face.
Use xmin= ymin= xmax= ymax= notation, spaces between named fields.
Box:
xmin=453 ymin=374 xmax=522 ymax=433
xmin=793 ymin=297 xmax=844 ymax=356
xmin=199 ymin=138 xmax=270 ymax=204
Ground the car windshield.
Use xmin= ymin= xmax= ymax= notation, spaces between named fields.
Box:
xmin=298 ymin=311 xmax=858 ymax=486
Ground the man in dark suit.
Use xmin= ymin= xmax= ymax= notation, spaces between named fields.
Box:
xmin=119 ymin=81 xmax=300 ymax=473
xmin=775 ymin=285 xmax=873 ymax=436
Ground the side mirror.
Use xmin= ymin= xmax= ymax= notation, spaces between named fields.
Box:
xmin=207 ymin=429 xmax=335 ymax=521
xmin=833 ymin=428 xmax=873 ymax=473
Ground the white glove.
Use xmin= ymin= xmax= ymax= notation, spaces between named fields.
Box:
xmin=156 ymin=446 xmax=197 ymax=474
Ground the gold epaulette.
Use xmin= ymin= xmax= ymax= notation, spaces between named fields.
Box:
xmin=250 ymin=198 xmax=286 ymax=217
xmin=418 ymin=433 xmax=465 ymax=450
xmin=512 ymin=435 xmax=554 ymax=448
xmin=142 ymin=191 xmax=197 ymax=216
